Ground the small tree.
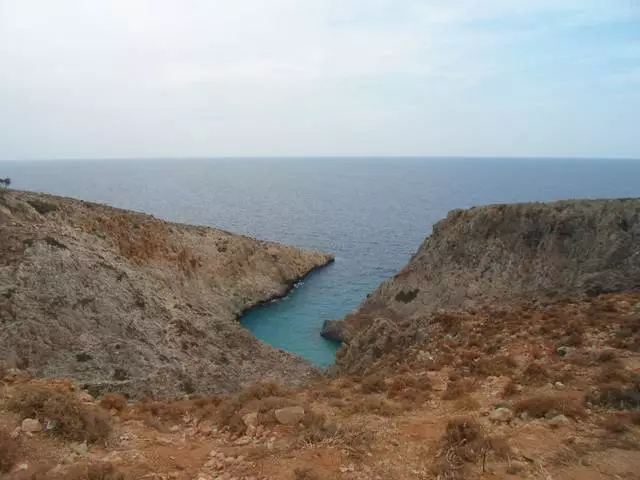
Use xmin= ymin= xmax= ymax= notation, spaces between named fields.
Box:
xmin=0 ymin=178 xmax=10 ymax=188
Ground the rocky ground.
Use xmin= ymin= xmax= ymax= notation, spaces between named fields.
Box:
xmin=0 ymin=189 xmax=333 ymax=398
xmin=1 ymin=291 xmax=639 ymax=479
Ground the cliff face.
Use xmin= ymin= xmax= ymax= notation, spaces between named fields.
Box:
xmin=331 ymin=198 xmax=640 ymax=374
xmin=0 ymin=189 xmax=333 ymax=398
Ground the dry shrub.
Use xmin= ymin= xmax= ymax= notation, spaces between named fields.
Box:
xmin=521 ymin=362 xmax=549 ymax=386
xmin=595 ymin=364 xmax=632 ymax=384
xmin=360 ymin=374 xmax=386 ymax=394
xmin=442 ymin=378 xmax=478 ymax=400
xmin=513 ymin=392 xmax=587 ymax=419
xmin=501 ymin=380 xmax=519 ymax=398
xmin=453 ymin=394 xmax=481 ymax=412
xmin=7 ymin=381 xmax=111 ymax=443
xmin=348 ymin=396 xmax=400 ymax=417
xmin=430 ymin=417 xmax=510 ymax=480
xmin=602 ymin=414 xmax=631 ymax=434
xmin=471 ymin=355 xmax=518 ymax=377
xmin=387 ymin=374 xmax=431 ymax=398
xmin=46 ymin=461 xmax=128 ymax=480
xmin=597 ymin=350 xmax=617 ymax=363
xmin=100 ymin=394 xmax=128 ymax=412
xmin=216 ymin=381 xmax=294 ymax=434
xmin=0 ymin=427 xmax=19 ymax=473
xmin=587 ymin=383 xmax=640 ymax=410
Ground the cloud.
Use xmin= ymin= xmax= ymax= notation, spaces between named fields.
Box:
xmin=0 ymin=0 xmax=639 ymax=158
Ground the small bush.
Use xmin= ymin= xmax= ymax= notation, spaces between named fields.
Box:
xmin=595 ymin=364 xmax=632 ymax=384
xmin=597 ymin=350 xmax=617 ymax=363
xmin=361 ymin=374 xmax=386 ymax=394
xmin=26 ymin=199 xmax=59 ymax=215
xmin=442 ymin=379 xmax=478 ymax=400
xmin=100 ymin=394 xmax=128 ymax=412
xmin=395 ymin=289 xmax=419 ymax=303
xmin=501 ymin=380 xmax=519 ymax=398
xmin=7 ymin=381 xmax=112 ymax=443
xmin=0 ymin=427 xmax=19 ymax=473
xmin=430 ymin=417 xmax=509 ymax=480
xmin=521 ymin=362 xmax=549 ymax=386
xmin=471 ymin=355 xmax=518 ymax=377
xmin=58 ymin=461 xmax=128 ymax=480
xmin=293 ymin=467 xmax=320 ymax=480
xmin=587 ymin=383 xmax=640 ymax=410
xmin=602 ymin=414 xmax=630 ymax=434
xmin=513 ymin=392 xmax=587 ymax=419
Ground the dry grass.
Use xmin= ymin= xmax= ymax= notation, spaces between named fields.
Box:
xmin=470 ymin=355 xmax=518 ymax=377
xmin=513 ymin=392 xmax=587 ymax=419
xmin=293 ymin=467 xmax=321 ymax=480
xmin=100 ymin=394 xmax=128 ymax=412
xmin=7 ymin=381 xmax=112 ymax=443
xmin=0 ymin=427 xmax=20 ymax=473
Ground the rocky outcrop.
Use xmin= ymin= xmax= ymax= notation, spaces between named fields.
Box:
xmin=331 ymin=198 xmax=640 ymax=374
xmin=0 ymin=189 xmax=333 ymax=398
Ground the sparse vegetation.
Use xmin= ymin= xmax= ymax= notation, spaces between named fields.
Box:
xmin=395 ymin=289 xmax=419 ymax=303
xmin=7 ymin=381 xmax=112 ymax=443
xmin=513 ymin=392 xmax=587 ymax=419
xmin=100 ymin=394 xmax=128 ymax=412
xmin=442 ymin=378 xmax=478 ymax=400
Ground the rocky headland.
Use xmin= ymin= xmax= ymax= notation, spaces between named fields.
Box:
xmin=325 ymin=199 xmax=640 ymax=373
xmin=0 ymin=189 xmax=333 ymax=399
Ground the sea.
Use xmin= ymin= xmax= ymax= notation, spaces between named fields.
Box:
xmin=3 ymin=157 xmax=640 ymax=367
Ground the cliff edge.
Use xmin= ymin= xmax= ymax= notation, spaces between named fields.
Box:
xmin=328 ymin=198 xmax=640 ymax=374
xmin=0 ymin=189 xmax=333 ymax=398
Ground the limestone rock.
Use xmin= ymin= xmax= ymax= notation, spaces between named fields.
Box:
xmin=21 ymin=418 xmax=42 ymax=433
xmin=274 ymin=406 xmax=305 ymax=425
xmin=242 ymin=412 xmax=259 ymax=428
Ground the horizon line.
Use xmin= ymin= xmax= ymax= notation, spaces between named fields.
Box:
xmin=2 ymin=155 xmax=640 ymax=162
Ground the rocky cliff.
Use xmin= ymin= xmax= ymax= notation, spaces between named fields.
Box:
xmin=0 ymin=189 xmax=333 ymax=398
xmin=329 ymin=198 xmax=640 ymax=374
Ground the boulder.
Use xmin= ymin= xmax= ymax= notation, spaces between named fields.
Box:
xmin=320 ymin=320 xmax=345 ymax=343
xmin=274 ymin=406 xmax=305 ymax=425
xmin=548 ymin=414 xmax=571 ymax=428
xmin=21 ymin=418 xmax=42 ymax=433
xmin=489 ymin=407 xmax=514 ymax=423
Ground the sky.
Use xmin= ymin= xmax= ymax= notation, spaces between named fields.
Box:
xmin=0 ymin=0 xmax=639 ymax=160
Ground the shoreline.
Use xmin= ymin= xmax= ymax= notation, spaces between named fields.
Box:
xmin=236 ymin=256 xmax=336 ymax=321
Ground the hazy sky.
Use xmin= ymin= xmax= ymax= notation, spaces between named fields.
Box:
xmin=1 ymin=0 xmax=639 ymax=160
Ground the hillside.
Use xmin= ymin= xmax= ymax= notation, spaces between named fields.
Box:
xmin=0 ymin=189 xmax=333 ymax=399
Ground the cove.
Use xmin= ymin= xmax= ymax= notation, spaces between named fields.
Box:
xmin=241 ymin=260 xmax=342 ymax=368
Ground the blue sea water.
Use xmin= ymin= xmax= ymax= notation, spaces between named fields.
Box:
xmin=2 ymin=157 xmax=640 ymax=367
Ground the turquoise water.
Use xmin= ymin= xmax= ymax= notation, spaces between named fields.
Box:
xmin=3 ymin=157 xmax=640 ymax=367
